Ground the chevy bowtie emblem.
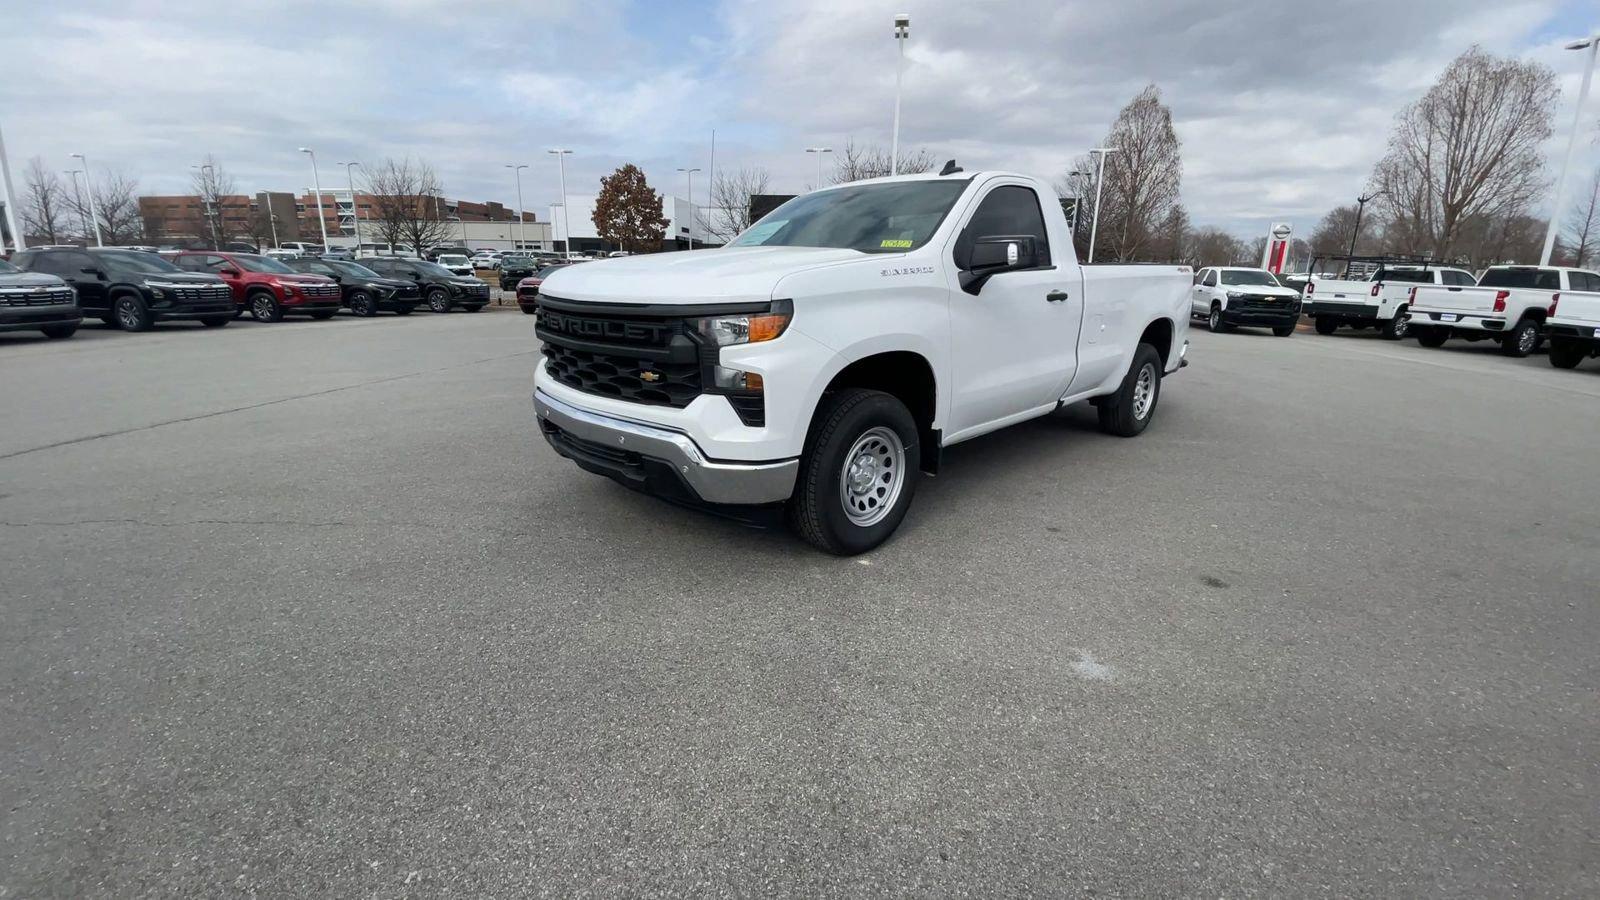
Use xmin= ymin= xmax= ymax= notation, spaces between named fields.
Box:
xmin=639 ymin=370 xmax=662 ymax=383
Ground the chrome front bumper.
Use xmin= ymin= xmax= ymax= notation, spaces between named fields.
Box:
xmin=533 ymin=389 xmax=798 ymax=505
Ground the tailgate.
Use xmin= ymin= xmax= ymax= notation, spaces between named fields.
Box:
xmin=1553 ymin=292 xmax=1600 ymax=328
xmin=1410 ymin=285 xmax=1498 ymax=314
xmin=1309 ymin=278 xmax=1373 ymax=301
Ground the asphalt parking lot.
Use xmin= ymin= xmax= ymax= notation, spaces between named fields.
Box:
xmin=2 ymin=314 xmax=1597 ymax=896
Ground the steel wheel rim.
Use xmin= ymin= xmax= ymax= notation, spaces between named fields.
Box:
xmin=1393 ymin=316 xmax=1408 ymax=338
xmin=1519 ymin=326 xmax=1536 ymax=354
xmin=839 ymin=426 xmax=905 ymax=527
xmin=253 ymin=296 xmax=272 ymax=319
xmin=116 ymin=299 xmax=139 ymax=329
xmin=1133 ymin=363 xmax=1157 ymax=420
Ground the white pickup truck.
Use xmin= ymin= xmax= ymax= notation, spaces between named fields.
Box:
xmin=1304 ymin=264 xmax=1477 ymax=340
xmin=1407 ymin=265 xmax=1588 ymax=356
xmin=1544 ymin=268 xmax=1600 ymax=370
xmin=531 ymin=167 xmax=1192 ymax=554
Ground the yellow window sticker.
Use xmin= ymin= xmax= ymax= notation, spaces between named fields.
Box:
xmin=879 ymin=239 xmax=913 ymax=249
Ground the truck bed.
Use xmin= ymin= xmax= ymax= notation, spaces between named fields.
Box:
xmin=1409 ymin=285 xmax=1503 ymax=314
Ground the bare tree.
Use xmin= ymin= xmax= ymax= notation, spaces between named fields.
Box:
xmin=1562 ymin=168 xmax=1600 ymax=268
xmin=1370 ymin=46 xmax=1558 ymax=259
xmin=829 ymin=139 xmax=935 ymax=184
xmin=1309 ymin=204 xmax=1383 ymax=257
xmin=364 ymin=157 xmax=454 ymax=255
xmin=1188 ymin=227 xmax=1245 ymax=269
xmin=21 ymin=157 xmax=68 ymax=244
xmin=190 ymin=156 xmax=236 ymax=248
xmin=706 ymin=166 xmax=772 ymax=243
xmin=1095 ymin=85 xmax=1184 ymax=262
xmin=66 ymin=169 xmax=143 ymax=245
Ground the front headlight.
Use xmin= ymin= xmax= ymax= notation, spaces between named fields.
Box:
xmin=1227 ymin=291 xmax=1243 ymax=300
xmin=695 ymin=301 xmax=793 ymax=347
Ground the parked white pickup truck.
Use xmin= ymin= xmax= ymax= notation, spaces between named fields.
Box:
xmin=1543 ymin=268 xmax=1600 ymax=370
xmin=531 ymin=167 xmax=1192 ymax=553
xmin=1305 ymin=264 xmax=1477 ymax=340
xmin=1407 ymin=265 xmax=1587 ymax=356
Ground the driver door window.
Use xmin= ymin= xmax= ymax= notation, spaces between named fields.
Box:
xmin=960 ymin=185 xmax=1051 ymax=269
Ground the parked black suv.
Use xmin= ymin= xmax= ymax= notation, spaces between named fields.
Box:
xmin=282 ymin=258 xmax=421 ymax=316
xmin=11 ymin=247 xmax=234 ymax=331
xmin=0 ymin=257 xmax=82 ymax=339
xmin=362 ymin=258 xmax=489 ymax=313
xmin=497 ymin=255 xmax=540 ymax=290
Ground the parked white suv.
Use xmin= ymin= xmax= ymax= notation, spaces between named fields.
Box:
xmin=532 ymin=168 xmax=1192 ymax=553
xmin=435 ymin=254 xmax=475 ymax=277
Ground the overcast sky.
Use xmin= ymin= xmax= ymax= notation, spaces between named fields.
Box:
xmin=2 ymin=0 xmax=1596 ymax=240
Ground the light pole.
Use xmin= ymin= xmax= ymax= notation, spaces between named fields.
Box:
xmin=1086 ymin=147 xmax=1118 ymax=264
xmin=298 ymin=147 xmax=330 ymax=251
xmin=1346 ymin=190 xmax=1385 ymax=272
xmin=70 ymin=153 xmax=103 ymax=246
xmin=506 ymin=164 xmax=529 ymax=251
xmin=269 ymin=211 xmax=280 ymax=249
xmin=805 ymin=147 xmax=833 ymax=190
xmin=191 ymin=164 xmax=220 ymax=248
xmin=891 ymin=13 xmax=910 ymax=176
xmin=65 ymin=169 xmax=90 ymax=241
xmin=1541 ymin=34 xmax=1600 ymax=266
xmin=336 ymin=161 xmax=363 ymax=253
xmin=677 ymin=167 xmax=701 ymax=249
xmin=548 ymin=148 xmax=572 ymax=255
xmin=0 ymin=123 xmax=22 ymax=251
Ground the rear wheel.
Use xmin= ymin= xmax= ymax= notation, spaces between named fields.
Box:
xmin=1415 ymin=327 xmax=1450 ymax=348
xmin=1272 ymin=324 xmax=1295 ymax=337
xmin=1381 ymin=313 xmax=1409 ymax=340
xmin=40 ymin=323 xmax=78 ymax=339
xmin=113 ymin=294 xmax=152 ymax=332
xmin=1548 ymin=338 xmax=1586 ymax=369
xmin=1501 ymin=318 xmax=1539 ymax=357
xmin=1097 ymin=343 xmax=1163 ymax=438
xmin=1313 ymin=316 xmax=1338 ymax=335
xmin=310 ymin=310 xmax=336 ymax=320
xmin=788 ymin=389 xmax=921 ymax=556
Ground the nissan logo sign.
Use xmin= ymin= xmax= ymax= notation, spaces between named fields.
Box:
xmin=1271 ymin=224 xmax=1292 ymax=240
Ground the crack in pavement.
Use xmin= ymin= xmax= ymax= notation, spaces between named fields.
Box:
xmin=0 ymin=348 xmax=539 ymax=463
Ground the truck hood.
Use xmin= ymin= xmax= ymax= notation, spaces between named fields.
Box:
xmin=1229 ymin=284 xmax=1301 ymax=299
xmin=0 ymin=272 xmax=68 ymax=289
xmin=539 ymin=246 xmax=868 ymax=304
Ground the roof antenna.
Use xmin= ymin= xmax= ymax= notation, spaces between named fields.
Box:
xmin=939 ymin=159 xmax=963 ymax=176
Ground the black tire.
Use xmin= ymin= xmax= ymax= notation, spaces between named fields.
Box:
xmin=310 ymin=310 xmax=336 ymax=320
xmin=200 ymin=316 xmax=230 ymax=328
xmin=349 ymin=291 xmax=378 ymax=317
xmin=1415 ymin=327 xmax=1450 ymax=348
xmin=788 ymin=389 xmax=921 ymax=556
xmin=426 ymin=288 xmax=452 ymax=313
xmin=1381 ymin=313 xmax=1409 ymax=340
xmin=1548 ymin=338 xmax=1585 ymax=369
xmin=462 ymin=304 xmax=484 ymax=313
xmin=1207 ymin=304 xmax=1231 ymax=333
xmin=112 ymin=294 xmax=152 ymax=332
xmin=1313 ymin=316 xmax=1338 ymax=335
xmin=99 ymin=315 xmax=117 ymax=326
xmin=40 ymin=323 xmax=78 ymax=339
xmin=1097 ymin=343 xmax=1163 ymax=438
xmin=1272 ymin=324 xmax=1295 ymax=337
xmin=393 ymin=304 xmax=415 ymax=316
xmin=1501 ymin=318 xmax=1539 ymax=357
xmin=520 ymin=305 xmax=538 ymax=315
xmin=250 ymin=291 xmax=283 ymax=323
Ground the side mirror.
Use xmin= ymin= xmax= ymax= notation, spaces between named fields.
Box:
xmin=219 ymin=267 xmax=240 ymax=277
xmin=959 ymin=235 xmax=1035 ymax=294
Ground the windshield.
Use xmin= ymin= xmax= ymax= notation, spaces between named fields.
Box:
xmin=502 ymin=257 xmax=534 ymax=267
xmin=415 ymin=261 xmax=455 ymax=277
xmin=731 ymin=180 xmax=968 ymax=253
xmin=325 ymin=260 xmax=381 ymax=278
xmin=0 ymin=259 xmax=17 ymax=274
xmin=233 ymin=254 xmax=297 ymax=274
xmin=1221 ymin=269 xmax=1280 ymax=286
xmin=438 ymin=255 xmax=469 ymax=265
xmin=1478 ymin=268 xmax=1557 ymax=290
xmin=96 ymin=249 xmax=182 ymax=273
xmin=1375 ymin=268 xmax=1432 ymax=284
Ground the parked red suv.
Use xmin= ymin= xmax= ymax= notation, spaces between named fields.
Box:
xmin=172 ymin=251 xmax=342 ymax=322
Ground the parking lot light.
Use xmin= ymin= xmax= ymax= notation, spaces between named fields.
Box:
xmin=891 ymin=14 xmax=909 ymax=176
xmin=1086 ymin=147 xmax=1118 ymax=264
xmin=299 ymin=148 xmax=330 ymax=252
xmin=677 ymin=167 xmax=701 ymax=249
xmin=548 ymin=149 xmax=572 ymax=255
xmin=805 ymin=147 xmax=832 ymax=190
xmin=1541 ymin=34 xmax=1600 ymax=266
xmin=70 ymin=153 xmax=103 ymax=246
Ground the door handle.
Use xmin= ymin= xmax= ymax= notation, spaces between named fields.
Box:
xmin=1046 ymin=290 xmax=1069 ymax=303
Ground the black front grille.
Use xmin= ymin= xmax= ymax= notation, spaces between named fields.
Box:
xmin=172 ymin=285 xmax=233 ymax=304
xmin=460 ymin=283 xmax=490 ymax=299
xmin=537 ymin=304 xmax=704 ymax=408
xmin=0 ymin=287 xmax=75 ymax=306
xmin=1234 ymin=293 xmax=1294 ymax=310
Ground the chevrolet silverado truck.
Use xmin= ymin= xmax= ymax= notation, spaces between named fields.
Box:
xmin=531 ymin=168 xmax=1191 ymax=554
xmin=1406 ymin=265 xmax=1582 ymax=356
xmin=1305 ymin=263 xmax=1477 ymax=339
xmin=0 ymin=257 xmax=81 ymax=339
xmin=1188 ymin=266 xmax=1301 ymax=336
xmin=1543 ymin=268 xmax=1600 ymax=370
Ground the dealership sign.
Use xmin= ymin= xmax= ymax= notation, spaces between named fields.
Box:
xmin=1261 ymin=222 xmax=1292 ymax=273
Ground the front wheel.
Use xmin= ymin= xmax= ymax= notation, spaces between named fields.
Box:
xmin=1272 ymin=324 xmax=1295 ymax=337
xmin=1415 ymin=327 xmax=1450 ymax=348
xmin=788 ymin=389 xmax=921 ymax=556
xmin=113 ymin=295 xmax=152 ymax=332
xmin=250 ymin=292 xmax=283 ymax=322
xmin=1207 ymin=305 xmax=1230 ymax=333
xmin=41 ymin=323 xmax=78 ymax=339
xmin=427 ymin=288 xmax=452 ymax=313
xmin=1097 ymin=342 xmax=1163 ymax=437
xmin=1381 ymin=314 xmax=1409 ymax=340
xmin=1548 ymin=338 xmax=1586 ymax=369
xmin=349 ymin=291 xmax=378 ymax=317
xmin=1501 ymin=318 xmax=1539 ymax=357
